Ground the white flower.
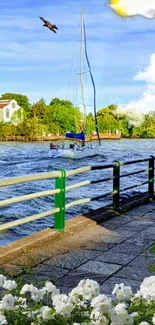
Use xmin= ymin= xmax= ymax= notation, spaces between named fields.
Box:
xmin=0 ymin=313 xmax=7 ymax=324
xmin=20 ymin=284 xmax=34 ymax=295
xmin=3 ymin=280 xmax=17 ymax=291
xmin=55 ymin=301 xmax=73 ymax=317
xmin=15 ymin=297 xmax=27 ymax=309
xmin=1 ymin=294 xmax=15 ymax=310
xmin=53 ymin=294 xmax=73 ymax=317
xmin=52 ymin=293 xmax=68 ymax=305
xmin=138 ymin=323 xmax=150 ymax=325
xmin=110 ymin=303 xmax=134 ymax=325
xmin=77 ymin=279 xmax=100 ymax=300
xmin=31 ymin=288 xmax=45 ymax=302
xmin=153 ymin=314 xmax=155 ymax=325
xmin=137 ymin=276 xmax=155 ymax=302
xmin=43 ymin=282 xmax=59 ymax=297
xmin=112 ymin=283 xmax=133 ymax=301
xmin=40 ymin=306 xmax=53 ymax=320
xmin=0 ymin=276 xmax=6 ymax=288
xmin=20 ymin=284 xmax=45 ymax=301
xmin=91 ymin=294 xmax=111 ymax=313
xmin=91 ymin=308 xmax=108 ymax=324
xmin=131 ymin=312 xmax=139 ymax=317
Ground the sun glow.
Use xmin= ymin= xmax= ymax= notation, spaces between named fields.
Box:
xmin=109 ymin=0 xmax=129 ymax=17
xmin=105 ymin=0 xmax=155 ymax=19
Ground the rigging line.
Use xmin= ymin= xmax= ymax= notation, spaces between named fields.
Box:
xmin=82 ymin=9 xmax=101 ymax=145
xmin=80 ymin=9 xmax=87 ymax=129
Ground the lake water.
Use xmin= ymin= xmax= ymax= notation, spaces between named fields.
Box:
xmin=0 ymin=139 xmax=154 ymax=246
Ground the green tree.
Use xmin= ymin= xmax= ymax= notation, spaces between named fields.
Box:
xmin=86 ymin=113 xmax=95 ymax=135
xmin=32 ymin=98 xmax=46 ymax=119
xmin=43 ymin=98 xmax=82 ymax=134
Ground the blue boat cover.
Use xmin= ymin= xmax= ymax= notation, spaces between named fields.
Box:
xmin=65 ymin=132 xmax=85 ymax=141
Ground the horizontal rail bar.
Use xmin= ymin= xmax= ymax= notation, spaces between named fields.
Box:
xmin=120 ymin=168 xmax=150 ymax=179
xmin=91 ymin=191 xmax=113 ymax=200
xmin=120 ymin=180 xmax=149 ymax=192
xmin=65 ymin=198 xmax=91 ymax=209
xmin=91 ymin=176 xmax=114 ymax=184
xmin=91 ymin=164 xmax=114 ymax=170
xmin=66 ymin=166 xmax=91 ymax=177
xmin=0 ymin=208 xmax=60 ymax=231
xmin=66 ymin=191 xmax=118 ymax=208
xmin=0 ymin=189 xmax=60 ymax=208
xmin=119 ymin=158 xmax=149 ymax=166
xmin=0 ymin=171 xmax=62 ymax=188
xmin=66 ymin=180 xmax=91 ymax=191
xmin=0 ymin=166 xmax=92 ymax=188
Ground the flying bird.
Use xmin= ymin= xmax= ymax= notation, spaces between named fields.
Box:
xmin=39 ymin=17 xmax=58 ymax=33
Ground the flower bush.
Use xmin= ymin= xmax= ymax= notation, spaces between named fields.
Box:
xmin=0 ymin=274 xmax=155 ymax=324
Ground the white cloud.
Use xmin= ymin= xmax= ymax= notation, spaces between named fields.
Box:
xmin=118 ymin=53 xmax=155 ymax=116
xmin=134 ymin=54 xmax=155 ymax=83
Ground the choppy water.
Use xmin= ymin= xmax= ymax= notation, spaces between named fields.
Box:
xmin=0 ymin=139 xmax=154 ymax=246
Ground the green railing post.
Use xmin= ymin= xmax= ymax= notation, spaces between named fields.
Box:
xmin=148 ymin=155 xmax=154 ymax=198
xmin=113 ymin=161 xmax=120 ymax=209
xmin=54 ymin=168 xmax=66 ymax=230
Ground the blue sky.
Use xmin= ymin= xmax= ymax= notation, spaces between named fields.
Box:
xmin=1 ymin=0 xmax=155 ymax=113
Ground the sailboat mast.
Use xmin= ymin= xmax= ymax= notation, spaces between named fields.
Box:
xmin=80 ymin=8 xmax=87 ymax=129
xmin=82 ymin=9 xmax=101 ymax=145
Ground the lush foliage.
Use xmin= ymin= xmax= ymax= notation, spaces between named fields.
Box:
xmin=1 ymin=93 xmax=155 ymax=138
xmin=0 ymin=274 xmax=155 ymax=324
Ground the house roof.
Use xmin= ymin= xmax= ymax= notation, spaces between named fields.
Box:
xmin=0 ymin=100 xmax=11 ymax=109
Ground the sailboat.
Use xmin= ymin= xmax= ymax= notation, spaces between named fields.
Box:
xmin=49 ymin=9 xmax=101 ymax=159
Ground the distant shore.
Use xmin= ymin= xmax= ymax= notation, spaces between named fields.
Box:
xmin=0 ymin=133 xmax=121 ymax=142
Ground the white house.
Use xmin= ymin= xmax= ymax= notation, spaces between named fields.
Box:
xmin=0 ymin=99 xmax=21 ymax=123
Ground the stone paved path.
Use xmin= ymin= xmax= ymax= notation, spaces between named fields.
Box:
xmin=19 ymin=202 xmax=155 ymax=296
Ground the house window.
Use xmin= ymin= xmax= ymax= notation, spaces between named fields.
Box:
xmin=6 ymin=108 xmax=9 ymax=118
xmin=12 ymin=102 xmax=15 ymax=108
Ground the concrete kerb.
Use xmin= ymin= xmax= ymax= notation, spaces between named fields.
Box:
xmin=0 ymin=216 xmax=96 ymax=267
xmin=0 ymin=195 xmax=154 ymax=271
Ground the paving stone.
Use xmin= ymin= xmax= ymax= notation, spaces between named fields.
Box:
xmin=83 ymin=242 xmax=116 ymax=252
xmin=94 ymin=251 xmax=137 ymax=265
xmin=125 ymin=233 xmax=153 ymax=247
xmin=141 ymin=215 xmax=155 ymax=222
xmin=144 ymin=212 xmax=155 ymax=218
xmin=124 ymin=204 xmax=155 ymax=217
xmin=18 ymin=274 xmax=51 ymax=285
xmin=114 ymin=229 xmax=138 ymax=238
xmin=33 ymin=265 xmax=69 ymax=279
xmin=116 ymin=221 xmax=151 ymax=231
xmin=100 ymin=216 xmax=133 ymax=229
xmin=139 ymin=227 xmax=155 ymax=240
xmin=115 ymin=265 xmax=154 ymax=281
xmin=105 ymin=242 xmax=141 ymax=256
xmin=42 ymin=249 xmax=100 ymax=269
xmin=127 ymin=220 xmax=154 ymax=227
xmin=125 ymin=236 xmax=153 ymax=249
xmin=55 ymin=270 xmax=107 ymax=287
xmin=128 ymin=254 xmax=154 ymax=269
xmin=101 ymin=235 xmax=126 ymax=244
xmin=100 ymin=276 xmax=141 ymax=294
xmin=56 ymin=286 xmax=73 ymax=295
xmin=76 ymin=260 xmax=122 ymax=276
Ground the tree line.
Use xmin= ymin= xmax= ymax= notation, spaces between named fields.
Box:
xmin=0 ymin=93 xmax=155 ymax=139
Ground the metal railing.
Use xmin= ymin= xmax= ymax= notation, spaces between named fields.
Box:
xmin=0 ymin=156 xmax=154 ymax=233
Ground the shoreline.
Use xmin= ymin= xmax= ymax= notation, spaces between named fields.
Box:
xmin=0 ymin=133 xmax=121 ymax=142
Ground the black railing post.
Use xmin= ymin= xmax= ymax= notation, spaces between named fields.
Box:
xmin=149 ymin=155 xmax=154 ymax=198
xmin=113 ymin=161 xmax=120 ymax=209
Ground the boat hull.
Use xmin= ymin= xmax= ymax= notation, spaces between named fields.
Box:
xmin=49 ymin=146 xmax=97 ymax=159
